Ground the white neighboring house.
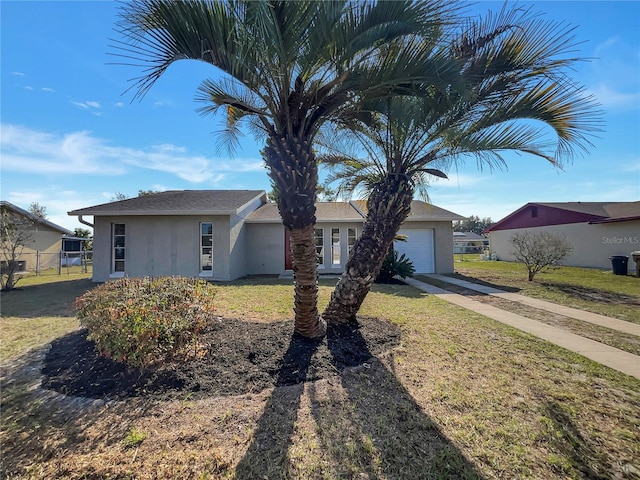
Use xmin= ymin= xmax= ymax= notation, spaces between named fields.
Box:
xmin=486 ymin=201 xmax=640 ymax=273
xmin=68 ymin=190 xmax=464 ymax=282
xmin=453 ymin=231 xmax=490 ymax=254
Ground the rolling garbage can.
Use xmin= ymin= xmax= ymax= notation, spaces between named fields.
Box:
xmin=609 ymin=255 xmax=629 ymax=275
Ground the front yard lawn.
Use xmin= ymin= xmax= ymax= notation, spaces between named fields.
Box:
xmin=453 ymin=256 xmax=640 ymax=323
xmin=1 ymin=276 xmax=639 ymax=479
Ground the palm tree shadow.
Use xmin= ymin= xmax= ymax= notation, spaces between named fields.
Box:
xmin=310 ymin=324 xmax=485 ymax=479
xmin=235 ymin=322 xmax=484 ymax=479
xmin=234 ymin=333 xmax=321 ymax=479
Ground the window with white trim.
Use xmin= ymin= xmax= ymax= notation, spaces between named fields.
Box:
xmin=314 ymin=228 xmax=324 ymax=268
xmin=347 ymin=227 xmax=358 ymax=257
xmin=331 ymin=228 xmax=341 ymax=266
xmin=200 ymin=222 xmax=213 ymax=273
xmin=112 ymin=223 xmax=125 ymax=274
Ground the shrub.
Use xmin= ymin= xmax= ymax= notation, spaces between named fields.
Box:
xmin=510 ymin=231 xmax=574 ymax=281
xmin=74 ymin=276 xmax=216 ymax=368
xmin=376 ymin=249 xmax=415 ymax=283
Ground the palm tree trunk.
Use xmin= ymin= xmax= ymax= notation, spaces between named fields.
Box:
xmin=265 ymin=135 xmax=326 ymax=338
xmin=323 ymin=176 xmax=414 ymax=324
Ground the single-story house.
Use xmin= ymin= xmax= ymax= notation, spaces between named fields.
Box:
xmin=453 ymin=231 xmax=489 ymax=254
xmin=0 ymin=200 xmax=73 ymax=272
xmin=68 ymin=190 xmax=464 ymax=282
xmin=485 ymin=201 xmax=640 ymax=273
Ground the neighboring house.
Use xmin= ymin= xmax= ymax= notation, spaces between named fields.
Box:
xmin=485 ymin=202 xmax=640 ymax=273
xmin=68 ymin=190 xmax=464 ymax=282
xmin=453 ymin=231 xmax=489 ymax=254
xmin=1 ymin=200 xmax=73 ymax=272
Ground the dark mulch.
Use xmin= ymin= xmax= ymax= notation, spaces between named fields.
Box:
xmin=40 ymin=316 xmax=401 ymax=402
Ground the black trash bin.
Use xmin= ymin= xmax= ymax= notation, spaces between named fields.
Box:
xmin=609 ymin=256 xmax=629 ymax=275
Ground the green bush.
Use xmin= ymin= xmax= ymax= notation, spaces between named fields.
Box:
xmin=376 ymin=249 xmax=415 ymax=283
xmin=74 ymin=276 xmax=216 ymax=368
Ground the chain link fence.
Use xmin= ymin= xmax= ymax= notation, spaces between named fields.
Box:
xmin=2 ymin=251 xmax=93 ymax=276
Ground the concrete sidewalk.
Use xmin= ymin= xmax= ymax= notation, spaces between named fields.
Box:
xmin=422 ymin=274 xmax=640 ymax=336
xmin=404 ymin=277 xmax=640 ymax=380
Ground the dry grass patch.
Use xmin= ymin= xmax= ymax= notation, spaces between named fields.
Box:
xmin=1 ymin=278 xmax=639 ymax=479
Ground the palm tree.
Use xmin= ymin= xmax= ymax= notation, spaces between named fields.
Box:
xmin=112 ymin=0 xmax=461 ymax=338
xmin=322 ymin=5 xmax=602 ymax=323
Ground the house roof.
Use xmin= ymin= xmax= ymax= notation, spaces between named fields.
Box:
xmin=1 ymin=200 xmax=73 ymax=235
xmin=453 ymin=231 xmax=487 ymax=241
xmin=68 ymin=190 xmax=267 ymax=216
xmin=486 ymin=201 xmax=640 ymax=232
xmin=351 ymin=200 xmax=464 ymax=222
xmin=246 ymin=199 xmax=464 ymax=223
xmin=246 ymin=202 xmax=365 ymax=223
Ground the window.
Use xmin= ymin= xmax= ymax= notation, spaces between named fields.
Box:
xmin=331 ymin=228 xmax=341 ymax=265
xmin=347 ymin=228 xmax=358 ymax=257
xmin=200 ymin=222 xmax=213 ymax=273
xmin=112 ymin=223 xmax=125 ymax=274
xmin=314 ymin=228 xmax=324 ymax=268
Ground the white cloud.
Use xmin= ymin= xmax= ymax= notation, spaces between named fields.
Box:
xmin=114 ymin=102 xmax=124 ymax=107
xmin=11 ymin=71 xmax=25 ymax=76
xmin=1 ymin=124 xmax=265 ymax=184
xmin=42 ymin=87 xmax=55 ymax=92
xmin=588 ymin=84 xmax=640 ymax=110
xmin=70 ymin=100 xmax=102 ymax=111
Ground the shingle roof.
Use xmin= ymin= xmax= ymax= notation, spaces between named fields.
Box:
xmin=1 ymin=201 xmax=73 ymax=234
xmin=351 ymin=200 xmax=464 ymax=222
xmin=68 ymin=190 xmax=266 ymax=216
xmin=536 ymin=202 xmax=640 ymax=220
xmin=246 ymin=202 xmax=365 ymax=223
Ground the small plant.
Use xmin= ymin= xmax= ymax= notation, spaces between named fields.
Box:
xmin=123 ymin=428 xmax=147 ymax=448
xmin=510 ymin=231 xmax=573 ymax=281
xmin=376 ymin=249 xmax=415 ymax=283
xmin=74 ymin=276 xmax=216 ymax=368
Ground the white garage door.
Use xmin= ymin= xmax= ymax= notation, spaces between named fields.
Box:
xmin=394 ymin=229 xmax=434 ymax=273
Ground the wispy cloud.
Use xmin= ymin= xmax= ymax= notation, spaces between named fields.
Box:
xmin=0 ymin=124 xmax=265 ymax=184
xmin=70 ymin=99 xmax=102 ymax=110
xmin=588 ymin=84 xmax=640 ymax=110
xmin=41 ymin=87 xmax=55 ymax=93
xmin=11 ymin=71 xmax=25 ymax=76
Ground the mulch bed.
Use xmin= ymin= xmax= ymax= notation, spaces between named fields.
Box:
xmin=40 ymin=316 xmax=401 ymax=402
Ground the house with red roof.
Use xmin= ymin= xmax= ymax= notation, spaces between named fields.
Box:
xmin=485 ymin=202 xmax=640 ymax=273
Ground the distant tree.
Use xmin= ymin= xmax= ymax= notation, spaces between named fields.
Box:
xmin=73 ymin=228 xmax=93 ymax=251
xmin=28 ymin=202 xmax=47 ymax=219
xmin=111 ymin=192 xmax=128 ymax=201
xmin=316 ymin=184 xmax=337 ymax=202
xmin=137 ymin=190 xmax=160 ymax=197
xmin=453 ymin=216 xmax=493 ymax=235
xmin=1 ymin=205 xmax=34 ymax=291
xmin=510 ymin=231 xmax=573 ymax=281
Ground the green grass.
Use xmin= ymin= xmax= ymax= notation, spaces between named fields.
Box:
xmin=1 ymin=274 xmax=639 ymax=479
xmin=452 ymin=256 xmax=640 ymax=322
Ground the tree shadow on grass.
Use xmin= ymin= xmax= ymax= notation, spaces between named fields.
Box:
xmin=543 ymin=402 xmax=610 ymax=480
xmin=235 ymin=322 xmax=485 ymax=479
xmin=450 ymin=273 xmax=521 ymax=293
xmin=0 ymin=278 xmax=94 ymax=318
xmin=234 ymin=334 xmax=321 ymax=478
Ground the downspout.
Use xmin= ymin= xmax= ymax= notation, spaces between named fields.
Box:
xmin=77 ymin=215 xmax=94 ymax=228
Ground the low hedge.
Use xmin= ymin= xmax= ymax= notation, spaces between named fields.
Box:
xmin=74 ymin=276 xmax=216 ymax=368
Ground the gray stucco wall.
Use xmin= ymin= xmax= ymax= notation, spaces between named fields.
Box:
xmin=488 ymin=221 xmax=640 ymax=273
xmin=245 ymin=223 xmax=285 ymax=275
xmin=92 ymin=215 xmax=233 ymax=282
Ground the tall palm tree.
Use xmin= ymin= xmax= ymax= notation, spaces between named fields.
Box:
xmin=113 ymin=0 xmax=461 ymax=338
xmin=322 ymin=5 xmax=602 ymax=323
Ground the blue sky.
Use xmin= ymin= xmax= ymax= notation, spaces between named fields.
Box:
xmin=1 ymin=1 xmax=639 ymax=231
